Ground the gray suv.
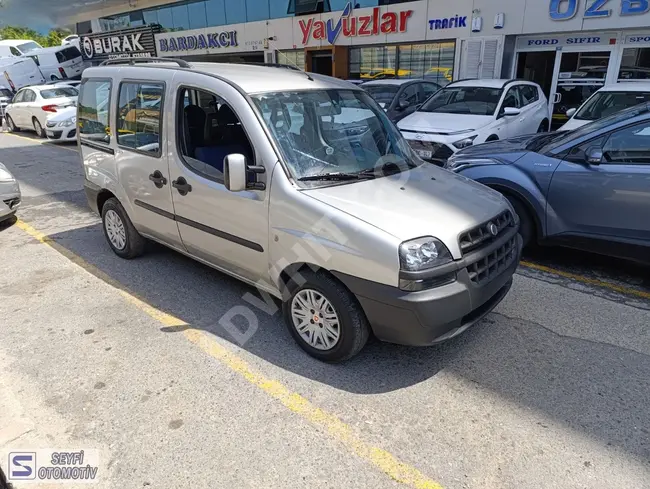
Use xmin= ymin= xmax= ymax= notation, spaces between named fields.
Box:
xmin=446 ymin=103 xmax=650 ymax=263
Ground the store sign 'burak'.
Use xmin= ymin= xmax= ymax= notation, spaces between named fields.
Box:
xmin=80 ymin=26 xmax=160 ymax=61
xmin=299 ymin=2 xmax=413 ymax=45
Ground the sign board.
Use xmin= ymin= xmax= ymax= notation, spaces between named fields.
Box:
xmin=516 ymin=32 xmax=614 ymax=50
xmin=80 ymin=26 xmax=160 ymax=62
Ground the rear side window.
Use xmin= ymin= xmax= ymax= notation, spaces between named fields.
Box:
xmin=79 ymin=79 xmax=112 ymax=144
xmin=117 ymin=82 xmax=164 ymax=155
xmin=56 ymin=47 xmax=82 ymax=63
xmin=40 ymin=87 xmax=78 ymax=99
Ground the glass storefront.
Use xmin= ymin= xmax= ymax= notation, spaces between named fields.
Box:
xmin=99 ymin=0 xmax=422 ymax=31
xmin=619 ymin=47 xmax=650 ymax=81
xmin=349 ymin=42 xmax=455 ymax=85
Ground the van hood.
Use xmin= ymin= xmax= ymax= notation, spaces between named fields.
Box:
xmin=398 ymin=111 xmax=494 ymax=134
xmin=304 ymin=163 xmax=509 ymax=257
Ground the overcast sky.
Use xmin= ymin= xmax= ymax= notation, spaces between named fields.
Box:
xmin=0 ymin=0 xmax=60 ymax=32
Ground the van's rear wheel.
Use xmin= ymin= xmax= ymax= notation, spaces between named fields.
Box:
xmin=283 ymin=271 xmax=370 ymax=362
xmin=101 ymin=198 xmax=146 ymax=259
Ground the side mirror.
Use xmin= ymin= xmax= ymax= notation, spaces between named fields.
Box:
xmin=566 ymin=107 xmax=577 ymax=118
xmin=398 ymin=99 xmax=410 ymax=110
xmin=502 ymin=107 xmax=521 ymax=117
xmin=224 ymin=153 xmax=247 ymax=192
xmin=585 ymin=146 xmax=603 ymax=165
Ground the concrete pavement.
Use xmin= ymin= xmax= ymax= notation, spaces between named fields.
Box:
xmin=0 ymin=133 xmax=648 ymax=489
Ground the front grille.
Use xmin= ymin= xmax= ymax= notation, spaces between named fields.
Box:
xmin=466 ymin=236 xmax=517 ymax=286
xmin=3 ymin=198 xmax=20 ymax=209
xmin=408 ymin=140 xmax=454 ymax=166
xmin=459 ymin=210 xmax=514 ymax=255
xmin=48 ymin=130 xmax=63 ymax=139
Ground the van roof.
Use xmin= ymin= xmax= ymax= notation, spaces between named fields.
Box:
xmin=0 ymin=39 xmax=38 ymax=47
xmin=84 ymin=62 xmax=362 ymax=94
xmin=25 ymin=46 xmax=73 ymax=55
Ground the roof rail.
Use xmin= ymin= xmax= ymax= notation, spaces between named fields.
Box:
xmin=446 ymin=78 xmax=477 ymax=85
xmin=237 ymin=62 xmax=300 ymax=71
xmin=99 ymin=57 xmax=190 ymax=68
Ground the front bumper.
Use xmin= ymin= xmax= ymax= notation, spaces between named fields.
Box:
xmin=0 ymin=182 xmax=21 ymax=221
xmin=46 ymin=126 xmax=77 ymax=142
xmin=334 ymin=228 xmax=522 ymax=346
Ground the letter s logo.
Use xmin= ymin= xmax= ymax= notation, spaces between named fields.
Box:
xmin=9 ymin=453 xmax=36 ymax=480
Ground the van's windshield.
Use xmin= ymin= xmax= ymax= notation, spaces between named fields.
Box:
xmin=251 ymin=89 xmax=419 ymax=184
xmin=17 ymin=41 xmax=41 ymax=54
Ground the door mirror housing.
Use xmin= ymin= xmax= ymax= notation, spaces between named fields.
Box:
xmin=224 ymin=154 xmax=247 ymax=192
xmin=502 ymin=107 xmax=521 ymax=117
xmin=585 ymin=146 xmax=603 ymax=165
xmin=566 ymin=107 xmax=577 ymax=118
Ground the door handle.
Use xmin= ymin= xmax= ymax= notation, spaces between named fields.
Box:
xmin=172 ymin=177 xmax=192 ymax=196
xmin=148 ymin=170 xmax=167 ymax=189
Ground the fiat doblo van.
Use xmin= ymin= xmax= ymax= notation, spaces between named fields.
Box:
xmin=79 ymin=59 xmax=521 ymax=362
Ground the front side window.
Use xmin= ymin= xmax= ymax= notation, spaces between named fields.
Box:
xmin=501 ymin=87 xmax=521 ymax=109
xmin=419 ymin=86 xmax=502 ymax=115
xmin=399 ymin=85 xmax=419 ymax=105
xmin=252 ymin=89 xmax=418 ymax=184
xmin=10 ymin=47 xmax=21 ymax=56
xmin=363 ymin=84 xmax=399 ymax=109
xmin=177 ymin=87 xmax=255 ymax=183
xmin=117 ymin=82 xmax=164 ymax=155
xmin=12 ymin=91 xmax=25 ymax=104
xmin=79 ymin=80 xmax=112 ymax=143
xmin=422 ymin=83 xmax=441 ymax=100
xmin=40 ymin=87 xmax=78 ymax=99
xmin=24 ymin=90 xmax=36 ymax=103
xmin=574 ymin=91 xmax=650 ymax=121
xmin=519 ymin=85 xmax=539 ymax=106
xmin=602 ymin=122 xmax=650 ymax=164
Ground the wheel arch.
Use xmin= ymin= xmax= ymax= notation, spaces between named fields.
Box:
xmin=486 ymin=182 xmax=544 ymax=240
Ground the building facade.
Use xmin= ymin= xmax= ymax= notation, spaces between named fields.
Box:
xmin=69 ymin=0 xmax=650 ymax=125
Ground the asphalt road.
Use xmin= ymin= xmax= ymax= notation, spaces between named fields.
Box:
xmin=0 ymin=133 xmax=649 ymax=489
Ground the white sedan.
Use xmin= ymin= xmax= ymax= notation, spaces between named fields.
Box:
xmin=45 ymin=106 xmax=77 ymax=142
xmin=5 ymin=84 xmax=77 ymax=138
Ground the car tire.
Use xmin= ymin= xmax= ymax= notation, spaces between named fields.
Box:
xmin=283 ymin=270 xmax=370 ymax=362
xmin=537 ymin=120 xmax=548 ymax=133
xmin=506 ymin=195 xmax=534 ymax=248
xmin=33 ymin=118 xmax=45 ymax=138
xmin=101 ymin=197 xmax=146 ymax=259
xmin=6 ymin=115 xmax=19 ymax=132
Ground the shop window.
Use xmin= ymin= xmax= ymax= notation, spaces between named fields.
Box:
xmin=279 ymin=50 xmax=306 ymax=70
xmin=156 ymin=7 xmax=174 ymax=31
xmin=399 ymin=42 xmax=455 ymax=83
xmin=619 ymin=48 xmax=650 ymax=81
xmin=143 ymin=8 xmax=159 ymax=26
xmin=247 ymin=0 xmax=270 ymax=22
xmin=205 ymin=0 xmax=227 ymax=26
xmin=172 ymin=4 xmax=191 ymax=31
xmin=349 ymin=46 xmax=397 ymax=80
xmin=225 ymin=0 xmax=247 ymax=24
xmin=188 ymin=1 xmax=208 ymax=29
xmin=117 ymin=83 xmax=164 ymax=155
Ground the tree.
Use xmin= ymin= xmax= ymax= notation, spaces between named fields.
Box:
xmin=0 ymin=25 xmax=73 ymax=47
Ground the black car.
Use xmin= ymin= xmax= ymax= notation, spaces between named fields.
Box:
xmin=361 ymin=79 xmax=441 ymax=123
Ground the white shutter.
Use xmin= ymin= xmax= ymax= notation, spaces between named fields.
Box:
xmin=480 ymin=39 xmax=499 ymax=78
xmin=459 ymin=37 xmax=503 ymax=80
xmin=461 ymin=40 xmax=482 ymax=79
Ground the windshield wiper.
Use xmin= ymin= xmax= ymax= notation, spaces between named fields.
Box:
xmin=297 ymin=172 xmax=376 ymax=182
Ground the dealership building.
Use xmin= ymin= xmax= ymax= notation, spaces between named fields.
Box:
xmin=65 ymin=0 xmax=650 ymax=124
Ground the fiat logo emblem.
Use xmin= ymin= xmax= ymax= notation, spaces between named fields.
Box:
xmin=487 ymin=222 xmax=498 ymax=236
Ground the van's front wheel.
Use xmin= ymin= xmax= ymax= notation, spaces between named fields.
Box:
xmin=101 ymin=198 xmax=146 ymax=259
xmin=283 ymin=271 xmax=370 ymax=362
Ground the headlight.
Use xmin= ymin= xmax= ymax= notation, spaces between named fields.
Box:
xmin=452 ymin=135 xmax=477 ymax=149
xmin=59 ymin=116 xmax=76 ymax=127
xmin=0 ymin=168 xmax=15 ymax=182
xmin=445 ymin=157 xmax=507 ymax=171
xmin=399 ymin=237 xmax=452 ymax=271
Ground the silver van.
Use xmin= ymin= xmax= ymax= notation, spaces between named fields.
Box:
xmin=79 ymin=59 xmax=521 ymax=362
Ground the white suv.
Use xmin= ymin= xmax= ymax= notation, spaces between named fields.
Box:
xmin=398 ymin=79 xmax=549 ymax=165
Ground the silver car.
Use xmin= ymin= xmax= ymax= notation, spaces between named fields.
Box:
xmin=0 ymin=162 xmax=21 ymax=224
xmin=80 ymin=59 xmax=521 ymax=361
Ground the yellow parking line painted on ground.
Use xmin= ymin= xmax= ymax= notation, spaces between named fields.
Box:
xmin=520 ymin=260 xmax=650 ymax=301
xmin=2 ymin=132 xmax=79 ymax=152
xmin=13 ymin=218 xmax=443 ymax=489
